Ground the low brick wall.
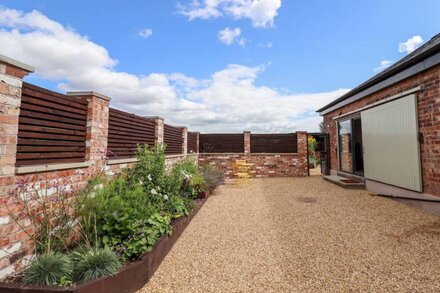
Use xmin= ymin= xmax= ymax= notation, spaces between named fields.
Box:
xmin=198 ymin=131 xmax=308 ymax=178
xmin=0 ymin=154 xmax=192 ymax=278
xmin=199 ymin=153 xmax=308 ymax=178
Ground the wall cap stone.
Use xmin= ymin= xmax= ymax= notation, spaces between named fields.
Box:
xmin=16 ymin=162 xmax=91 ymax=174
xmin=107 ymin=155 xmax=189 ymax=165
xmin=200 ymin=153 xmax=298 ymax=156
xmin=0 ymin=54 xmax=34 ymax=73
xmin=200 ymin=153 xmax=245 ymax=155
xmin=107 ymin=158 xmax=138 ymax=165
xmin=165 ymin=154 xmax=186 ymax=159
xmin=144 ymin=116 xmax=164 ymax=120
xmin=66 ymin=91 xmax=111 ymax=101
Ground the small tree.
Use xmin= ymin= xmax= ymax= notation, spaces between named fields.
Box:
xmin=319 ymin=121 xmax=325 ymax=133
xmin=308 ymin=136 xmax=318 ymax=166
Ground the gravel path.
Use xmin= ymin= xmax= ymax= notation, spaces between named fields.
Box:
xmin=139 ymin=177 xmax=440 ymax=292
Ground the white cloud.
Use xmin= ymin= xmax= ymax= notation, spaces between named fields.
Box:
xmin=398 ymin=35 xmax=423 ymax=54
xmin=177 ymin=0 xmax=282 ymax=28
xmin=138 ymin=28 xmax=153 ymax=38
xmin=0 ymin=7 xmax=348 ymax=133
xmin=374 ymin=60 xmax=393 ymax=72
xmin=259 ymin=42 xmax=272 ymax=48
xmin=217 ymin=27 xmax=245 ymax=46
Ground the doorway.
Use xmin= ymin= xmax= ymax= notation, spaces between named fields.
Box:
xmin=338 ymin=117 xmax=364 ymax=177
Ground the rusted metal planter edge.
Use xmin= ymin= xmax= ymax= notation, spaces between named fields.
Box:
xmin=0 ymin=190 xmax=212 ymax=293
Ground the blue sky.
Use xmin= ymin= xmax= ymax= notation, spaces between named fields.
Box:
xmin=0 ymin=1 xmax=439 ymax=132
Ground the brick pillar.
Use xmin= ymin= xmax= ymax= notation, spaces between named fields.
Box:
xmin=0 ymin=57 xmax=33 ymax=196
xmin=149 ymin=117 xmax=164 ymax=145
xmin=196 ymin=132 xmax=200 ymax=153
xmin=244 ymin=131 xmax=251 ymax=155
xmin=296 ymin=131 xmax=308 ymax=176
xmin=181 ymin=127 xmax=188 ymax=156
xmin=0 ymin=55 xmax=33 ymax=278
xmin=67 ymin=91 xmax=110 ymax=174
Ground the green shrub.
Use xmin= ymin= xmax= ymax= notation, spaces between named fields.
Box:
xmin=70 ymin=247 xmax=121 ymax=284
xmin=200 ymin=165 xmax=224 ymax=189
xmin=114 ymin=213 xmax=172 ymax=261
xmin=170 ymin=159 xmax=207 ymax=199
xmin=128 ymin=144 xmax=166 ymax=191
xmin=23 ymin=253 xmax=73 ymax=286
xmin=78 ymin=144 xmax=205 ymax=263
xmin=80 ymin=177 xmax=169 ymax=261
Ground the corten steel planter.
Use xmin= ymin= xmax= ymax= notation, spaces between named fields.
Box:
xmin=0 ymin=194 xmax=210 ymax=293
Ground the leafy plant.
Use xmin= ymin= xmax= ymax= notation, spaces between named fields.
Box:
xmin=200 ymin=165 xmax=224 ymax=189
xmin=78 ymin=144 xmax=205 ymax=263
xmin=70 ymin=246 xmax=121 ymax=284
xmin=170 ymin=159 xmax=207 ymax=199
xmin=23 ymin=253 xmax=73 ymax=286
xmin=113 ymin=213 xmax=172 ymax=261
xmin=308 ymin=135 xmax=319 ymax=164
xmin=128 ymin=144 xmax=166 ymax=191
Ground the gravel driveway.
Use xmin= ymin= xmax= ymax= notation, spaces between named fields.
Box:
xmin=139 ymin=177 xmax=440 ymax=292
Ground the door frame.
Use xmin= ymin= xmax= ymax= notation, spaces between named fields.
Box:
xmin=336 ymin=113 xmax=364 ymax=177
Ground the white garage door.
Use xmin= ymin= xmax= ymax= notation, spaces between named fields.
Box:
xmin=361 ymin=94 xmax=422 ymax=192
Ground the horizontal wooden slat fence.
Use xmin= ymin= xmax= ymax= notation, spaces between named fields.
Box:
xmin=250 ymin=133 xmax=298 ymax=153
xmin=187 ymin=132 xmax=198 ymax=153
xmin=199 ymin=134 xmax=244 ymax=153
xmin=107 ymin=108 xmax=155 ymax=159
xmin=164 ymin=124 xmax=183 ymax=154
xmin=17 ymin=82 xmax=88 ymax=166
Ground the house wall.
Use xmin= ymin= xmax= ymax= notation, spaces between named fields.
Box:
xmin=322 ymin=64 xmax=440 ymax=197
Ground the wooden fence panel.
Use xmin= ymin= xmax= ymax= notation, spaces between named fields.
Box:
xmin=250 ymin=133 xmax=298 ymax=153
xmin=187 ymin=132 xmax=198 ymax=153
xmin=107 ymin=108 xmax=155 ymax=159
xmin=16 ymin=82 xmax=88 ymax=166
xmin=164 ymin=124 xmax=183 ymax=155
xmin=199 ymin=134 xmax=244 ymax=153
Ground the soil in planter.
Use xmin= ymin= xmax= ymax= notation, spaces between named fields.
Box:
xmin=1 ymin=272 xmax=24 ymax=285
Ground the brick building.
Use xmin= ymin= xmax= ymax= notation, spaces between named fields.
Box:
xmin=317 ymin=33 xmax=440 ymax=200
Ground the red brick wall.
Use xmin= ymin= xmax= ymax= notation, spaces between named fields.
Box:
xmin=0 ymin=56 xmax=195 ymax=278
xmin=199 ymin=153 xmax=308 ymax=178
xmin=323 ymin=65 xmax=440 ymax=196
xmin=198 ymin=132 xmax=308 ymax=178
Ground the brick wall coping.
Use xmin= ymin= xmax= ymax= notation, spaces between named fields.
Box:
xmin=107 ymin=158 xmax=138 ymax=165
xmin=0 ymin=54 xmax=34 ymax=72
xmin=107 ymin=154 xmax=193 ymax=165
xmin=15 ymin=161 xmax=91 ymax=174
xmin=67 ymin=91 xmax=111 ymax=101
xmin=200 ymin=153 xmax=298 ymax=155
xmin=165 ymin=154 xmax=186 ymax=159
xmin=199 ymin=153 xmax=246 ymax=155
xmin=143 ymin=116 xmax=164 ymax=120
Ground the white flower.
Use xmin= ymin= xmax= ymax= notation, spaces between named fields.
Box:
xmin=147 ymin=174 xmax=152 ymax=181
xmin=163 ymin=195 xmax=169 ymax=200
xmin=151 ymin=188 xmax=158 ymax=195
xmin=139 ymin=180 xmax=143 ymax=185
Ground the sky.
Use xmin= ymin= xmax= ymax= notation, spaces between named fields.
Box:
xmin=0 ymin=1 xmax=439 ymax=133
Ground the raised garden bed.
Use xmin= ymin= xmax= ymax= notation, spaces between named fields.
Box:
xmin=0 ymin=192 xmax=211 ymax=293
